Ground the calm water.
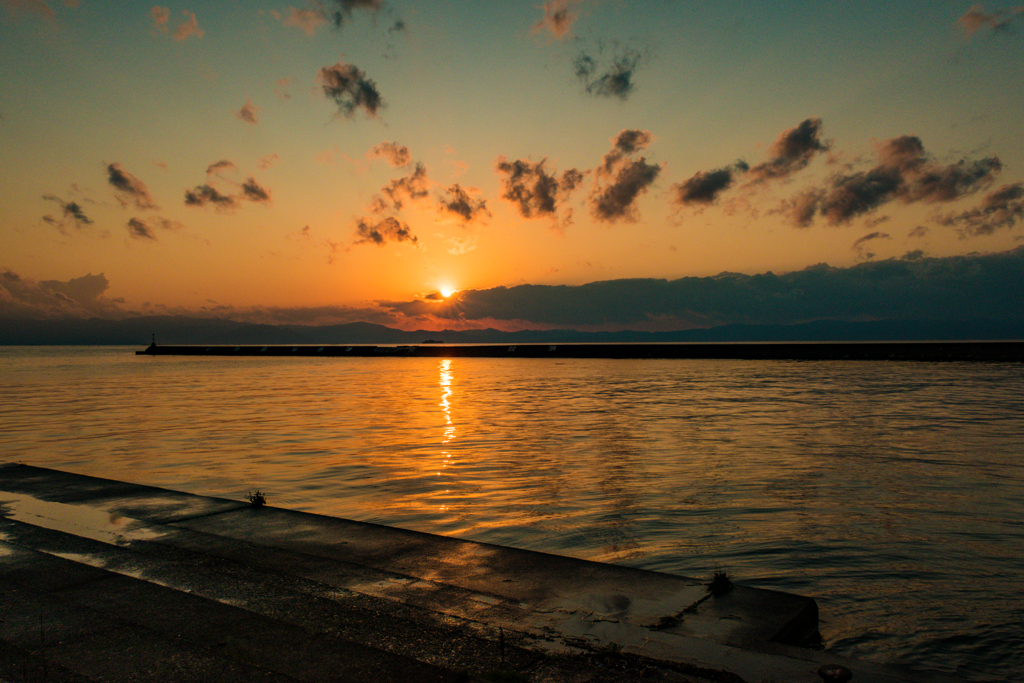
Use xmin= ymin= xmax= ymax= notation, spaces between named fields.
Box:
xmin=1 ymin=346 xmax=1022 ymax=681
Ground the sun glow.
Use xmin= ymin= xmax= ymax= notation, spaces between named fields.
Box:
xmin=440 ymin=286 xmax=456 ymax=298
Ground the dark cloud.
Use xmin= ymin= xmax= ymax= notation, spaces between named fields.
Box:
xmin=852 ymin=231 xmax=891 ymax=258
xmin=107 ymin=163 xmax=157 ymax=209
xmin=42 ymin=195 xmax=93 ymax=230
xmin=318 ymin=61 xmax=383 ymax=118
xmin=354 ymin=216 xmax=417 ymax=245
xmin=377 ymin=247 xmax=1024 ymax=329
xmin=575 ymin=47 xmax=641 ymax=100
xmin=590 ymin=130 xmax=660 ymax=222
xmin=939 ymin=182 xmax=1024 ymax=236
xmin=786 ymin=135 xmax=1002 ymax=227
xmin=184 ymin=184 xmax=238 ymax=209
xmin=241 ymin=177 xmax=271 ymax=203
xmin=673 ymin=163 xmax=748 ymax=207
xmin=330 ymin=0 xmax=384 ymax=27
xmin=495 ymin=157 xmax=585 ymax=220
xmin=958 ymin=5 xmax=1024 ymax=37
xmin=746 ymin=118 xmax=829 ymax=183
xmin=0 ymin=269 xmax=125 ymax=319
xmin=388 ymin=19 xmax=405 ymax=34
xmin=380 ymin=162 xmax=429 ymax=210
xmin=236 ymin=99 xmax=258 ymax=125
xmin=127 ymin=217 xmax=157 ymax=240
xmin=370 ymin=141 xmax=411 ymax=167
xmin=206 ymin=159 xmax=236 ymax=176
xmin=126 ymin=216 xmax=181 ymax=240
xmin=437 ymin=184 xmax=490 ymax=224
xmin=533 ymin=0 xmax=581 ymax=38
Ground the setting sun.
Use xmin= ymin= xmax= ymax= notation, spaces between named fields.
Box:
xmin=440 ymin=287 xmax=456 ymax=298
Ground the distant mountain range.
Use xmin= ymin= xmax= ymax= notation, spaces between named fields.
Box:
xmin=2 ymin=315 xmax=1023 ymax=346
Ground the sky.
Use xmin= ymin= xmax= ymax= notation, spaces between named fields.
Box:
xmin=2 ymin=0 xmax=1024 ymax=331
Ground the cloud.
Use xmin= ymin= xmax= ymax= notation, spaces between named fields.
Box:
xmin=590 ymin=130 xmax=661 ymax=222
xmin=42 ymin=195 xmax=93 ymax=231
xmin=495 ymin=157 xmax=585 ymax=220
xmin=575 ymin=46 xmax=642 ymax=100
xmin=533 ymin=0 xmax=582 ymax=38
xmin=274 ymin=77 xmax=298 ymax=100
xmin=277 ymin=4 xmax=328 ymax=36
xmin=236 ymin=99 xmax=258 ymax=125
xmin=151 ymin=5 xmax=169 ymax=31
xmin=241 ymin=177 xmax=271 ymax=204
xmin=783 ymin=135 xmax=1002 ymax=227
xmin=375 ymin=246 xmax=1024 ymax=330
xmin=127 ymin=217 xmax=157 ymax=240
xmin=184 ymin=184 xmax=238 ymax=209
xmin=329 ymin=0 xmax=385 ymax=27
xmin=958 ymin=5 xmax=1024 ymax=37
xmin=746 ymin=118 xmax=829 ymax=184
xmin=206 ymin=159 xmax=236 ymax=176
xmin=672 ymin=163 xmax=748 ymax=207
xmin=939 ymin=182 xmax=1024 ymax=236
xmin=354 ymin=215 xmax=417 ymax=245
xmin=370 ymin=141 xmax=411 ymax=167
xmin=852 ymin=231 xmax=891 ymax=258
xmin=1 ymin=0 xmax=56 ymax=19
xmin=380 ymin=162 xmax=429 ymax=210
xmin=437 ymin=184 xmax=490 ymax=224
xmin=0 ymin=269 xmax=126 ymax=319
xmin=318 ymin=61 xmax=384 ymax=118
xmin=173 ymin=10 xmax=204 ymax=41
xmin=258 ymin=153 xmax=279 ymax=170
xmin=126 ymin=216 xmax=181 ymax=240
xmin=107 ymin=163 xmax=157 ymax=210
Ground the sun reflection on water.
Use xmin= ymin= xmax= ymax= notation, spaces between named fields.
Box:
xmin=438 ymin=359 xmax=455 ymax=511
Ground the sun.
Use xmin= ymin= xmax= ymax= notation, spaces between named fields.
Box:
xmin=440 ymin=286 xmax=456 ymax=298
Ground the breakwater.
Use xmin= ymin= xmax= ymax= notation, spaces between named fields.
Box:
xmin=136 ymin=340 xmax=1024 ymax=361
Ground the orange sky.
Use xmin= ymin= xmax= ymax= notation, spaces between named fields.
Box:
xmin=2 ymin=1 xmax=1023 ymax=330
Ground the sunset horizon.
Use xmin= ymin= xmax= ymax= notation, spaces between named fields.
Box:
xmin=3 ymin=1 xmax=1023 ymax=334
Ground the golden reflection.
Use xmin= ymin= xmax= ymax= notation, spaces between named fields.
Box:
xmin=438 ymin=359 xmax=456 ymax=511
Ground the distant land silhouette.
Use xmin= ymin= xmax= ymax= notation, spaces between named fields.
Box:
xmin=2 ymin=316 xmax=1023 ymax=345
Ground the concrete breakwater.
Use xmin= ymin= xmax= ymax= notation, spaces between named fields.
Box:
xmin=135 ymin=340 xmax=1024 ymax=361
xmin=0 ymin=464 xmax=964 ymax=682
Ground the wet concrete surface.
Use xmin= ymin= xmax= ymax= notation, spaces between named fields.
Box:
xmin=0 ymin=464 xmax=964 ymax=682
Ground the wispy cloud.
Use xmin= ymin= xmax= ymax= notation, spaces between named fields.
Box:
xmin=939 ymin=182 xmax=1024 ymax=236
xmin=236 ymin=99 xmax=258 ymax=125
xmin=107 ymin=163 xmax=158 ymax=210
xmin=958 ymin=4 xmax=1024 ymax=37
xmin=354 ymin=215 xmax=417 ymax=246
xmin=151 ymin=5 xmax=169 ymax=32
xmin=173 ymin=10 xmax=204 ymax=41
xmin=590 ymin=130 xmax=661 ymax=222
xmin=318 ymin=61 xmax=384 ymax=118
xmin=795 ymin=136 xmax=1002 ymax=226
xmin=369 ymin=141 xmax=411 ymax=167
xmin=274 ymin=4 xmax=328 ymax=36
xmin=575 ymin=45 xmax=642 ymax=100
xmin=533 ymin=0 xmax=582 ymax=38
xmin=496 ymin=157 xmax=584 ymax=221
xmin=437 ymin=184 xmax=490 ymax=224
xmin=42 ymin=194 xmax=93 ymax=232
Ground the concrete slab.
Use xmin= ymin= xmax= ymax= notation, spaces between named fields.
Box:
xmin=0 ymin=464 xmax=966 ymax=683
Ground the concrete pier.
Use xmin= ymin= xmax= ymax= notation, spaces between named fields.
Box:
xmin=0 ymin=464 xmax=963 ymax=682
xmin=134 ymin=341 xmax=1024 ymax=362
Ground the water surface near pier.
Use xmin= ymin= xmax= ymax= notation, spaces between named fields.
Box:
xmin=2 ymin=346 xmax=1022 ymax=681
